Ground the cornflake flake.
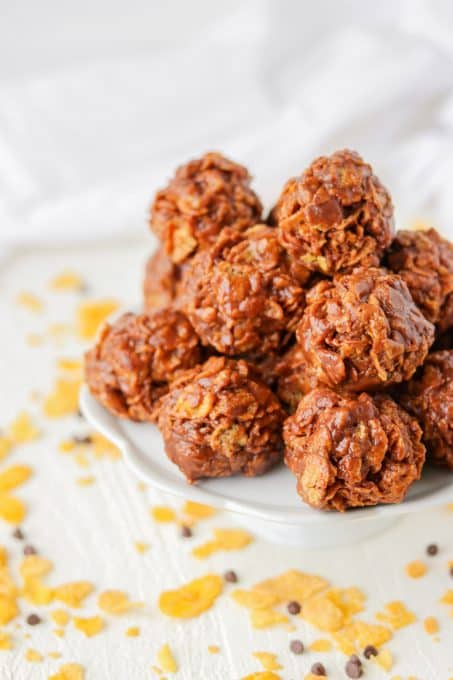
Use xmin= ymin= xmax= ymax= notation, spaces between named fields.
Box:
xmin=0 ymin=465 xmax=32 ymax=493
xmin=54 ymin=581 xmax=93 ymax=608
xmin=405 ymin=560 xmax=427 ymax=578
xmin=76 ymin=299 xmax=119 ymax=340
xmin=73 ymin=615 xmax=104 ymax=637
xmin=156 ymin=643 xmax=178 ymax=673
xmin=159 ymin=574 xmax=223 ymax=619
xmin=8 ymin=412 xmax=40 ymax=443
xmin=25 ymin=648 xmax=43 ymax=662
xmin=49 ymin=271 xmax=85 ymax=292
xmin=49 ymin=662 xmax=85 ymax=680
xmin=376 ymin=601 xmax=416 ymax=630
xmin=151 ymin=506 xmax=176 ymax=523
xmin=98 ymin=589 xmax=141 ymax=615
xmin=192 ymin=528 xmax=253 ymax=559
xmin=253 ymin=651 xmax=281 ymax=671
xmin=43 ymin=377 xmax=82 ymax=418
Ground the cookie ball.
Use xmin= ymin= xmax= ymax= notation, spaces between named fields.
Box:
xmin=283 ymin=388 xmax=425 ymax=511
xmin=150 ymin=152 xmax=263 ymax=263
xmin=85 ymin=310 xmax=201 ymax=421
xmin=143 ymin=248 xmax=186 ymax=312
xmin=277 ymin=149 xmax=394 ymax=275
xmin=157 ymin=356 xmax=284 ymax=482
xmin=180 ymin=224 xmax=306 ymax=356
xmin=297 ymin=267 xmax=435 ymax=391
xmin=399 ymin=350 xmax=453 ymax=468
xmin=386 ymin=228 xmax=453 ymax=332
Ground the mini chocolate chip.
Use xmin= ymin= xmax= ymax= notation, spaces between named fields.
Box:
xmin=12 ymin=528 xmax=24 ymax=540
xmin=23 ymin=545 xmax=37 ymax=555
xmin=289 ymin=639 xmax=304 ymax=655
xmin=26 ymin=613 xmax=41 ymax=626
xmin=426 ymin=543 xmax=438 ymax=556
xmin=311 ymin=662 xmax=326 ymax=676
xmin=363 ymin=644 xmax=378 ymax=659
xmin=287 ymin=600 xmax=301 ymax=615
xmin=224 ymin=570 xmax=238 ymax=583
xmin=72 ymin=434 xmax=92 ymax=445
xmin=345 ymin=657 xmax=363 ymax=678
xmin=180 ymin=525 xmax=192 ymax=538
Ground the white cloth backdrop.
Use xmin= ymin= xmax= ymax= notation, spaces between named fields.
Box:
xmin=1 ymin=0 xmax=453 ymax=252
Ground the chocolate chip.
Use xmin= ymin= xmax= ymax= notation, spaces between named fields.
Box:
xmin=287 ymin=600 xmax=301 ymax=615
xmin=426 ymin=543 xmax=438 ymax=556
xmin=26 ymin=613 xmax=41 ymax=626
xmin=345 ymin=655 xmax=362 ymax=678
xmin=72 ymin=434 xmax=92 ymax=445
xmin=224 ymin=570 xmax=238 ymax=583
xmin=311 ymin=662 xmax=326 ymax=676
xmin=23 ymin=545 xmax=37 ymax=555
xmin=180 ymin=525 xmax=192 ymax=538
xmin=12 ymin=528 xmax=24 ymax=540
xmin=363 ymin=644 xmax=378 ymax=659
xmin=289 ymin=639 xmax=304 ymax=655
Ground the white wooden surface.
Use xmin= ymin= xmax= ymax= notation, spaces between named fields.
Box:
xmin=0 ymin=239 xmax=451 ymax=679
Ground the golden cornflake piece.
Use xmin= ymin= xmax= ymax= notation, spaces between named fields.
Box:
xmin=302 ymin=587 xmax=364 ymax=633
xmin=332 ymin=620 xmax=392 ymax=655
xmin=424 ymin=616 xmax=439 ymax=634
xmin=73 ymin=615 xmax=104 ymax=637
xmin=0 ymin=632 xmax=12 ymax=650
xmin=0 ymin=437 xmax=12 ymax=461
xmin=49 ymin=271 xmax=85 ymax=292
xmin=16 ymin=292 xmax=43 ymax=313
xmin=0 ymin=495 xmax=25 ymax=524
xmin=208 ymin=645 xmax=220 ymax=654
xmin=253 ymin=652 xmax=281 ymax=671
xmin=156 ymin=643 xmax=178 ymax=673
xmin=20 ymin=555 xmax=53 ymax=580
xmin=159 ymin=574 xmax=223 ymax=619
xmin=0 ymin=465 xmax=32 ymax=493
xmin=440 ymin=590 xmax=453 ymax=605
xmin=254 ymin=569 xmax=328 ymax=603
xmin=91 ymin=432 xmax=121 ymax=459
xmin=54 ymin=581 xmax=93 ymax=608
xmin=22 ymin=579 xmax=54 ymax=605
xmin=250 ymin=608 xmax=289 ymax=629
xmin=76 ymin=476 xmax=95 ymax=487
xmin=48 ymin=652 xmax=62 ymax=659
xmin=192 ymin=528 xmax=252 ymax=559
xmin=59 ymin=440 xmax=76 ymax=453
xmin=8 ymin=412 xmax=40 ymax=443
xmin=98 ymin=590 xmax=140 ymax=615
xmin=376 ymin=601 xmax=416 ymax=630
xmin=242 ymin=672 xmax=282 ymax=680
xmin=53 ymin=629 xmax=65 ymax=638
xmin=182 ymin=500 xmax=216 ymax=520
xmin=0 ymin=596 xmax=18 ymax=625
xmin=74 ymin=452 xmax=90 ymax=468
xmin=134 ymin=542 xmax=150 ymax=554
xmin=25 ymin=648 xmax=43 ymax=662
xmin=43 ymin=377 xmax=82 ymax=418
xmin=231 ymin=589 xmax=279 ymax=610
xmin=57 ymin=358 xmax=83 ymax=373
xmin=151 ymin=506 xmax=176 ymax=523
xmin=26 ymin=333 xmax=43 ymax=347
xmin=48 ymin=323 xmax=73 ymax=344
xmin=405 ymin=560 xmax=427 ymax=578
xmin=51 ymin=610 xmax=70 ymax=627
xmin=309 ymin=639 xmax=332 ymax=652
xmin=49 ymin=662 xmax=85 ymax=680
xmin=126 ymin=626 xmax=140 ymax=637
xmin=371 ymin=648 xmax=393 ymax=671
xmin=76 ymin=299 xmax=119 ymax=340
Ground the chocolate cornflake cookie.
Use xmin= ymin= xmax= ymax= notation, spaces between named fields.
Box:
xmin=157 ymin=356 xmax=284 ymax=483
xmin=150 ymin=152 xmax=262 ymax=263
xmin=399 ymin=350 xmax=453 ymax=469
xmin=275 ymin=344 xmax=319 ymax=413
xmin=180 ymin=224 xmax=305 ymax=356
xmin=386 ymin=227 xmax=453 ymax=332
xmin=85 ymin=310 xmax=201 ymax=422
xmin=284 ymin=388 xmax=426 ymax=511
xmin=297 ymin=267 xmax=435 ymax=392
xmin=143 ymin=248 xmax=186 ymax=312
xmin=277 ymin=149 xmax=394 ymax=275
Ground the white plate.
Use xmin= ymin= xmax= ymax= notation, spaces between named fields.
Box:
xmin=80 ymin=385 xmax=453 ymax=548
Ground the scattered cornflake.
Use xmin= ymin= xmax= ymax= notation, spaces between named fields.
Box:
xmin=98 ymin=590 xmax=141 ymax=615
xmin=134 ymin=542 xmax=150 ymax=554
xmin=371 ymin=648 xmax=393 ymax=671
xmin=231 ymin=589 xmax=279 ymax=610
xmin=73 ymin=615 xmax=104 ymax=637
xmin=332 ymin=620 xmax=392 ymax=656
xmin=8 ymin=412 xmax=40 ymax=443
xmin=151 ymin=506 xmax=176 ymax=523
xmin=53 ymin=629 xmax=65 ymax=638
xmin=302 ymin=587 xmax=365 ymax=633
xmin=26 ymin=333 xmax=43 ymax=347
xmin=391 ymin=676 xmax=403 ymax=680
xmin=43 ymin=377 xmax=82 ymax=418
xmin=255 ymin=569 xmax=328 ymax=603
xmin=76 ymin=476 xmax=95 ymax=487
xmin=309 ymin=639 xmax=332 ymax=652
xmin=49 ymin=270 xmax=85 ymax=292
xmin=48 ymin=652 xmax=62 ymax=659
xmin=25 ymin=648 xmax=43 ymax=662
xmin=59 ymin=440 xmax=76 ymax=454
xmin=0 ymin=437 xmax=12 ymax=461
xmin=182 ymin=500 xmax=216 ymax=521
xmin=440 ymin=590 xmax=453 ymax=605
xmin=156 ymin=643 xmax=178 ymax=674
xmin=57 ymin=358 xmax=83 ymax=373
xmin=126 ymin=626 xmax=140 ymax=637
xmin=159 ymin=574 xmax=223 ymax=619
xmin=20 ymin=555 xmax=53 ymax=580
xmin=49 ymin=662 xmax=85 ymax=680
xmin=51 ymin=610 xmax=70 ymax=627
xmin=0 ymin=494 xmax=26 ymax=524
xmin=54 ymin=581 xmax=93 ymax=608
xmin=242 ymin=672 xmax=281 ymax=680
xmin=0 ymin=465 xmax=32 ymax=493
xmin=376 ymin=601 xmax=416 ymax=630
xmin=208 ymin=645 xmax=220 ymax=654
xmin=251 ymin=608 xmax=289 ymax=629
xmin=0 ymin=632 xmax=12 ymax=650
xmin=405 ymin=560 xmax=427 ymax=579
xmin=76 ymin=299 xmax=119 ymax=340
xmin=424 ymin=616 xmax=439 ymax=635
xmin=48 ymin=323 xmax=73 ymax=345
xmin=193 ymin=528 xmax=253 ymax=559
xmin=16 ymin=292 xmax=43 ymax=313
xmin=91 ymin=432 xmax=120 ymax=459
xmin=74 ymin=452 xmax=90 ymax=468
xmin=0 ymin=550 xmax=18 ymax=624
xmin=253 ymin=651 xmax=281 ymax=671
